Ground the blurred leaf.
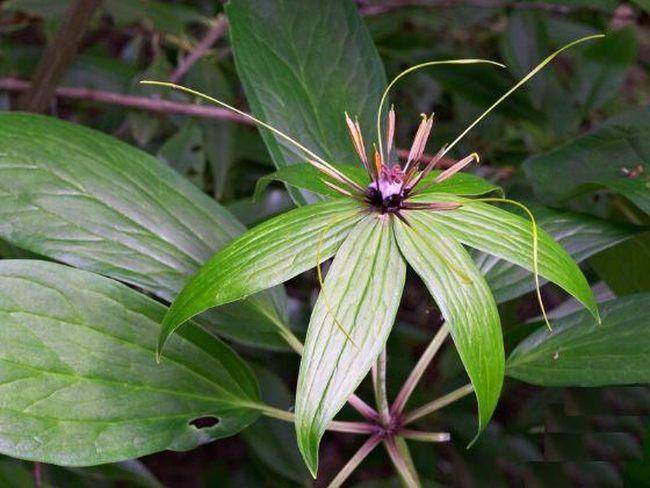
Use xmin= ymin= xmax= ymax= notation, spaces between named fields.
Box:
xmin=0 ymin=113 xmax=290 ymax=350
xmin=590 ymin=232 xmax=650 ymax=294
xmin=296 ymin=215 xmax=405 ymax=475
xmin=629 ymin=0 xmax=650 ymax=11
xmin=0 ymin=260 xmax=259 ymax=466
xmin=523 ymin=107 xmax=650 ymax=215
xmin=187 ymin=58 xmax=237 ymax=200
xmin=243 ymin=366 xmax=309 ymax=484
xmin=55 ymin=460 xmax=163 ymax=488
xmin=0 ymin=457 xmax=32 ymax=488
xmin=395 ymin=211 xmax=503 ymax=441
xmin=103 ymin=0 xmax=207 ymax=34
xmin=507 ymin=293 xmax=650 ymax=386
xmin=157 ymin=119 xmax=205 ymax=179
xmin=226 ymin=190 xmax=295 ymax=226
xmin=476 ymin=206 xmax=638 ymax=303
xmin=227 ymin=0 xmax=386 ymax=205
xmin=573 ymin=28 xmax=637 ymax=112
xmin=158 ymin=199 xmax=365 ymax=353
xmin=411 ymin=194 xmax=599 ymax=319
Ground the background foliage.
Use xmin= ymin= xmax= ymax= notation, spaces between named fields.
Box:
xmin=0 ymin=0 xmax=649 ymax=486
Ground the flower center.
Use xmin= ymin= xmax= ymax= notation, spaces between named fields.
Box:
xmin=365 ymin=164 xmax=405 ymax=214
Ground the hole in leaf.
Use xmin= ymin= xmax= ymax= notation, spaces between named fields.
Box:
xmin=189 ymin=416 xmax=219 ymax=429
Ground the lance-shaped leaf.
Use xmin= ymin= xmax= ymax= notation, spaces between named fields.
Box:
xmin=0 ymin=260 xmax=259 ymax=466
xmin=160 ymin=199 xmax=365 ymax=354
xmin=475 ymin=206 xmax=638 ymax=303
xmin=255 ymin=163 xmax=501 ymax=201
xmin=507 ymin=294 xmax=650 ymax=386
xmin=295 ymin=214 xmax=405 ymax=476
xmin=226 ymin=0 xmax=386 ymax=204
xmin=394 ymin=212 xmax=503 ymax=441
xmin=0 ymin=112 xmax=289 ymax=350
xmin=413 ymin=194 xmax=599 ymax=318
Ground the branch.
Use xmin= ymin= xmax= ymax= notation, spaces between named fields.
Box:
xmin=18 ymin=0 xmax=102 ymax=112
xmin=169 ymin=15 xmax=229 ymax=83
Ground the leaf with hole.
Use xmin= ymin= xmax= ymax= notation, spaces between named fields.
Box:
xmin=0 ymin=260 xmax=259 ymax=466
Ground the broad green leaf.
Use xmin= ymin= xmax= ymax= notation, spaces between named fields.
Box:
xmin=475 ymin=206 xmax=638 ymax=303
xmin=523 ymin=107 xmax=650 ymax=215
xmin=295 ymin=214 xmax=405 ymax=475
xmin=226 ymin=0 xmax=386 ymax=204
xmin=590 ymin=232 xmax=650 ymax=295
xmin=394 ymin=211 xmax=503 ymax=441
xmin=254 ymin=163 xmax=501 ymax=200
xmin=0 ymin=113 xmax=289 ymax=350
xmin=412 ymin=193 xmax=599 ymax=318
xmin=160 ymin=199 xmax=365 ymax=353
xmin=507 ymin=293 xmax=650 ymax=386
xmin=0 ymin=260 xmax=259 ymax=466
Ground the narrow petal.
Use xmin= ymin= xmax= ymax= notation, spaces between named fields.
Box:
xmin=434 ymin=153 xmax=479 ymax=183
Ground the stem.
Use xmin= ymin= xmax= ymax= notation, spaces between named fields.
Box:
xmin=327 ymin=434 xmax=383 ymax=488
xmin=402 ymin=383 xmax=473 ymax=425
xmin=392 ymin=323 xmax=449 ymax=415
xmin=169 ymin=15 xmax=228 ymax=83
xmin=399 ymin=429 xmax=450 ymax=443
xmin=384 ymin=437 xmax=420 ymax=487
xmin=372 ymin=349 xmax=391 ymax=426
xmin=252 ymin=404 xmax=376 ymax=434
xmin=33 ymin=462 xmax=42 ymax=488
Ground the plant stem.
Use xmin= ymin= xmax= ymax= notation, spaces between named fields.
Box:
xmin=372 ymin=348 xmax=391 ymax=426
xmin=402 ymin=383 xmax=473 ymax=425
xmin=384 ymin=436 xmax=420 ymax=487
xmin=169 ymin=15 xmax=228 ymax=83
xmin=399 ymin=429 xmax=450 ymax=442
xmin=252 ymin=404 xmax=376 ymax=434
xmin=327 ymin=434 xmax=383 ymax=488
xmin=391 ymin=323 xmax=449 ymax=415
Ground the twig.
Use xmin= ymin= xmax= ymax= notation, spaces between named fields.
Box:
xmin=18 ymin=0 xmax=102 ymax=112
xmin=169 ymin=15 xmax=228 ymax=83
xmin=391 ymin=323 xmax=449 ymax=415
xmin=402 ymin=383 xmax=473 ymax=425
xmin=327 ymin=434 xmax=383 ymax=488
xmin=359 ymin=0 xmax=610 ymax=16
xmin=1 ymin=78 xmax=251 ymax=123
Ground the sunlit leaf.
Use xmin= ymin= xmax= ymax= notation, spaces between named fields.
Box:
xmin=160 ymin=199 xmax=365 ymax=354
xmin=295 ymin=214 xmax=405 ymax=475
xmin=0 ymin=260 xmax=259 ymax=466
xmin=394 ymin=211 xmax=503 ymax=441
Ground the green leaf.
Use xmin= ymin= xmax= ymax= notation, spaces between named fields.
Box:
xmin=506 ymin=293 xmax=650 ymax=386
xmin=0 ymin=457 xmax=32 ymax=488
xmin=394 ymin=211 xmax=503 ymax=442
xmin=226 ymin=0 xmax=386 ymax=204
xmin=590 ymin=232 xmax=650 ymax=295
xmin=160 ymin=199 xmax=365 ymax=354
xmin=523 ymin=107 xmax=650 ymax=215
xmin=295 ymin=214 xmax=405 ymax=475
xmin=476 ymin=206 xmax=638 ymax=303
xmin=0 ymin=260 xmax=259 ymax=466
xmin=412 ymin=194 xmax=599 ymax=319
xmin=254 ymin=163 xmax=501 ymax=200
xmin=0 ymin=112 xmax=289 ymax=350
